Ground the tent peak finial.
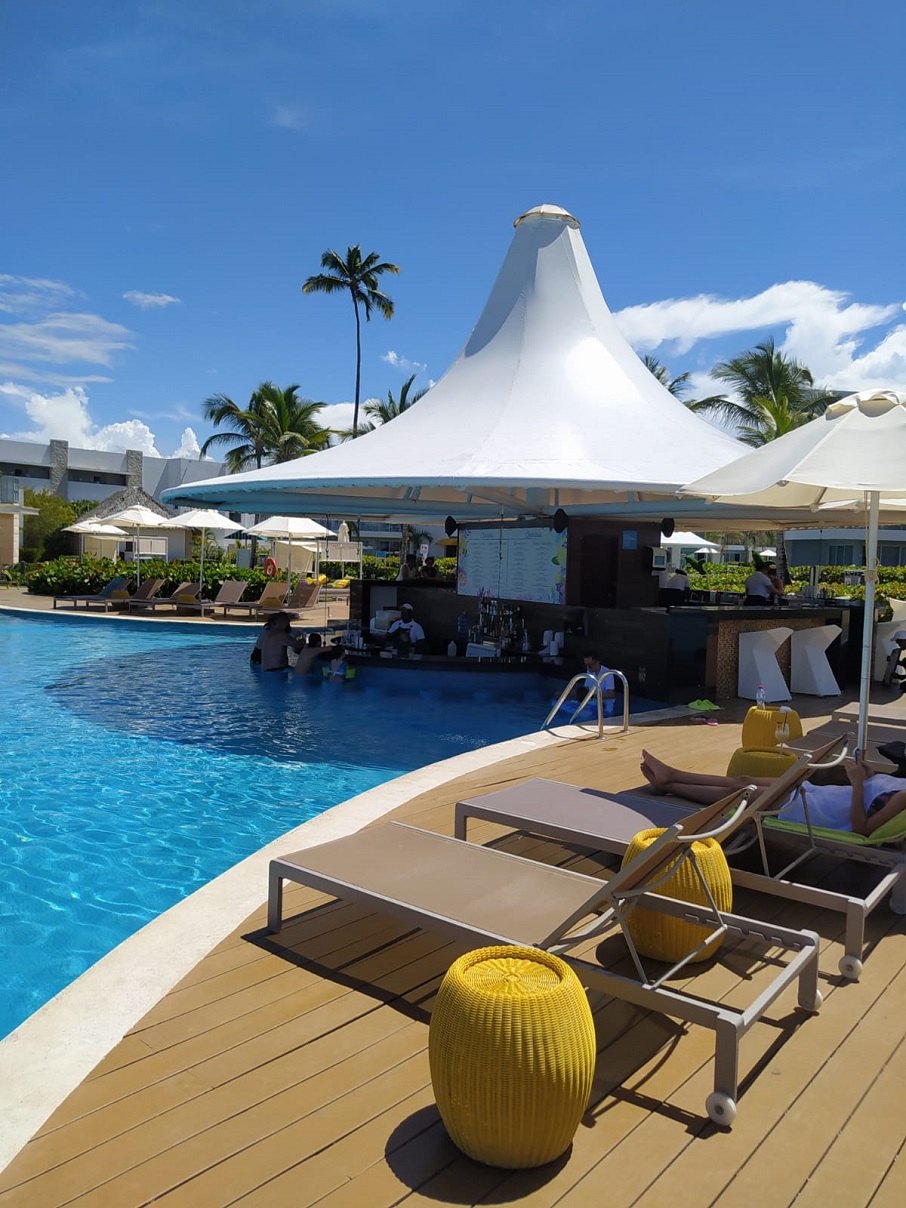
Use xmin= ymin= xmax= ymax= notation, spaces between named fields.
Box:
xmin=514 ymin=204 xmax=580 ymax=229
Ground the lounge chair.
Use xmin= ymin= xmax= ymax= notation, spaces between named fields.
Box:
xmin=125 ymin=581 xmax=198 ymax=612
xmin=53 ymin=575 xmax=129 ymax=610
xmin=257 ymin=580 xmax=321 ymax=620
xmin=454 ymin=738 xmax=906 ymax=981
xmin=111 ymin=577 xmax=165 ymax=609
xmin=221 ymin=579 xmax=287 ymax=617
xmin=268 ymin=795 xmax=822 ymax=1127
xmin=174 ymin=579 xmax=247 ymax=616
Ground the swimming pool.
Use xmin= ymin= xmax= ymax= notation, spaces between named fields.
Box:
xmin=0 ymin=612 xmax=551 ymax=1037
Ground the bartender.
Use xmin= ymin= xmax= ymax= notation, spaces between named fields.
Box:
xmin=386 ymin=603 xmax=427 ymax=652
xmin=744 ymin=563 xmax=784 ymax=606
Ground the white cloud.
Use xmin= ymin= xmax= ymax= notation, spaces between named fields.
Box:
xmin=171 ymin=427 xmax=201 ymax=458
xmin=318 ymin=402 xmax=356 ymax=431
xmin=0 ymin=311 xmax=134 ymax=367
xmin=271 ymin=104 xmax=307 ymax=130
xmin=0 ymin=275 xmax=78 ymax=315
xmin=0 ymin=384 xmax=162 ymax=455
xmin=614 ymin=281 xmax=906 ymax=393
xmin=382 ymin=350 xmax=427 ymax=377
xmin=123 ymin=290 xmax=181 ymax=310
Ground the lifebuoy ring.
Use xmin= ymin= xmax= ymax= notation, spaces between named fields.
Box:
xmin=264 ymin=557 xmax=278 ymax=579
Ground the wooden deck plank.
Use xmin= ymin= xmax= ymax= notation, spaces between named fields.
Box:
xmin=4 ymin=709 xmax=906 ymax=1208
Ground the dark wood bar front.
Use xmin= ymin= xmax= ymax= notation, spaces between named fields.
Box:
xmin=350 ymin=580 xmax=857 ymax=705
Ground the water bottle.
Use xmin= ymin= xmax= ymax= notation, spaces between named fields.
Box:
xmin=447 ymin=639 xmax=457 ymax=657
xmin=755 ymin=684 xmax=767 ymax=710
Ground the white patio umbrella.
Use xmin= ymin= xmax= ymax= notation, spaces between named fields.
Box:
xmin=103 ymin=505 xmax=170 ymax=586
xmin=63 ymin=519 xmax=128 ymax=560
xmin=159 ymin=508 xmax=243 ymax=595
xmin=244 ymin=516 xmax=337 ymax=583
xmin=679 ymin=389 xmax=906 ymax=752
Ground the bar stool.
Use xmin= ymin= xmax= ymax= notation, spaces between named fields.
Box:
xmin=737 ymin=627 xmax=792 ymax=702
xmin=791 ymin=625 xmax=841 ymax=696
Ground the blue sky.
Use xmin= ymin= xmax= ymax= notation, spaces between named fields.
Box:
xmin=1 ymin=0 xmax=904 ymax=459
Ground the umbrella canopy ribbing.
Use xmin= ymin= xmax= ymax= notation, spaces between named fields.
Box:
xmin=679 ymin=389 xmax=906 ymax=751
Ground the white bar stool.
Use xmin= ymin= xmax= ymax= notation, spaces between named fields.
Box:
xmin=738 ymin=627 xmax=792 ymax=702
xmin=791 ymin=624 xmax=842 ymax=695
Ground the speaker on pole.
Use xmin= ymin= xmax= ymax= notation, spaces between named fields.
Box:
xmin=444 ymin=516 xmax=458 ymax=537
xmin=553 ymin=509 xmax=569 ymax=534
xmin=660 ymin=517 xmax=675 ymax=539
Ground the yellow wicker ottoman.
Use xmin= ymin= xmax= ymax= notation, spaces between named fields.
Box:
xmin=726 ymin=747 xmax=798 ymax=779
xmin=741 ymin=706 xmax=803 ymax=748
xmin=429 ymin=946 xmax=595 ymax=1168
xmin=621 ymin=828 xmax=732 ymax=963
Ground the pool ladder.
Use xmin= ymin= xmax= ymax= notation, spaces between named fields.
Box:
xmin=543 ymin=670 xmax=630 ymax=738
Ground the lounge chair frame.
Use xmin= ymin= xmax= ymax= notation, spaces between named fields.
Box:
xmin=222 ymin=580 xmax=287 ymax=617
xmin=268 ymin=809 xmax=821 ymax=1127
xmin=52 ymin=575 xmax=129 ymax=610
xmin=255 ymin=580 xmax=321 ymax=620
xmin=454 ymin=739 xmax=906 ymax=982
xmin=175 ymin=579 xmax=247 ymax=616
xmin=125 ymin=581 xmax=198 ymax=612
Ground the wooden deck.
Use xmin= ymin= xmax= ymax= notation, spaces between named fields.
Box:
xmin=2 ymin=708 xmax=905 ymax=1207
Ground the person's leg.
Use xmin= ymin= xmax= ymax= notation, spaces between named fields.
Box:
xmin=640 ymin=750 xmax=773 ymax=805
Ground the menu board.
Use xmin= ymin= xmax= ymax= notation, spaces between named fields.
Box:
xmin=456 ymin=526 xmax=567 ymax=604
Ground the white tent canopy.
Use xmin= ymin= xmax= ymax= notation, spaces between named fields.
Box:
xmin=660 ymin=530 xmax=720 ymax=550
xmin=163 ymin=205 xmax=745 ymax=521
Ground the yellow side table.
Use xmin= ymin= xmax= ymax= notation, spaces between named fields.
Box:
xmin=429 ymin=946 xmax=595 ymax=1168
xmin=726 ymin=747 xmax=798 ymax=779
xmin=741 ymin=706 xmax=803 ymax=748
xmin=621 ymin=828 xmax=732 ymax=964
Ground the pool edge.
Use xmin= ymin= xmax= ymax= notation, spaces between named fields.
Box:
xmin=0 ymin=723 xmax=590 ymax=1175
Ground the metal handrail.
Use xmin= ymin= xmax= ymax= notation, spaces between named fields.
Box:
xmin=543 ymin=669 xmax=630 ymax=737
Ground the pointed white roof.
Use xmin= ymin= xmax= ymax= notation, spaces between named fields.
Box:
xmin=164 ymin=205 xmax=743 ymax=520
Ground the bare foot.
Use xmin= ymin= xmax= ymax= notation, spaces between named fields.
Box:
xmin=640 ymin=749 xmax=673 ymax=791
xmin=639 ymin=761 xmax=666 ymax=794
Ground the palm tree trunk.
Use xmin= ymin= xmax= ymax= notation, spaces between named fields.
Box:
xmin=775 ymin=530 xmax=791 ymax=586
xmin=352 ymin=295 xmax=362 ymax=438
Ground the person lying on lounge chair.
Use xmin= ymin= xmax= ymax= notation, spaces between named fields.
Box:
xmin=639 ymin=749 xmax=906 ymax=836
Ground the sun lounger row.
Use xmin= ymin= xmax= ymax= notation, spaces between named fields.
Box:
xmin=51 ymin=577 xmax=323 ymax=618
xmin=267 ymin=738 xmax=906 ymax=1126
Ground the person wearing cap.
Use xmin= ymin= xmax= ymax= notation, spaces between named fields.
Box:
xmin=251 ymin=611 xmax=304 ymax=671
xmin=387 ymin=603 xmax=426 ymax=651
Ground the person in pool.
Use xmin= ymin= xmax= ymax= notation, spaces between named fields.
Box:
xmin=252 ymin=612 xmax=303 ymax=671
xmin=639 ymin=748 xmax=906 ymax=836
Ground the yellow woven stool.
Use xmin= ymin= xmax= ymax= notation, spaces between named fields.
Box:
xmin=429 ymin=946 xmax=595 ymax=1168
xmin=741 ymin=706 xmax=803 ymax=748
xmin=726 ymin=746 xmax=798 ymax=779
xmin=621 ymin=828 xmax=732 ymax=964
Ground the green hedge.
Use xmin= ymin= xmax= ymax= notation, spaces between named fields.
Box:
xmin=687 ymin=562 xmax=906 ymax=611
xmin=26 ymin=554 xmax=460 ymax=596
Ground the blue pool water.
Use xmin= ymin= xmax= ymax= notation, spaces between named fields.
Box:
xmin=0 ymin=612 xmax=552 ymax=1038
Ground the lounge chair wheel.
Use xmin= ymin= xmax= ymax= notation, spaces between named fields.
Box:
xmin=839 ymin=955 xmax=863 ymax=981
xmin=706 ymin=1091 xmax=737 ymax=1127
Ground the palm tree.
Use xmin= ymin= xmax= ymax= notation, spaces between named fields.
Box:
xmin=368 ymin=372 xmax=426 ymax=423
xmin=687 ymin=338 xmax=838 ymax=581
xmin=303 ymin=246 xmax=400 ymax=438
xmin=254 ymin=382 xmax=331 ymax=462
xmin=685 ymin=338 xmax=836 ymax=447
xmin=642 ymin=355 xmax=692 ymax=399
xmin=199 ymin=391 xmax=271 ymax=472
xmin=200 ymin=384 xmax=331 ymax=468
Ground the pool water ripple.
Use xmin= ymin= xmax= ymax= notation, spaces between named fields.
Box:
xmin=0 ymin=613 xmax=543 ymax=1036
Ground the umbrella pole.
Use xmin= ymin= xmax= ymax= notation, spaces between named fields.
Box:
xmin=857 ymin=491 xmax=879 ymax=754
xmin=135 ymin=527 xmax=141 ymax=587
xmin=199 ymin=527 xmax=206 ymax=596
